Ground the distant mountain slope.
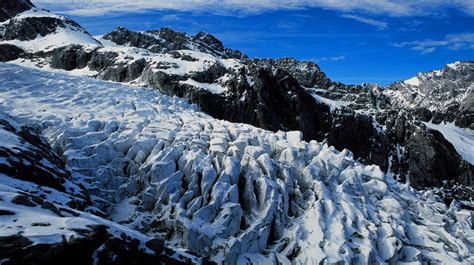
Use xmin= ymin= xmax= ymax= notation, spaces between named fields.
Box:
xmin=0 ymin=63 xmax=472 ymax=264
xmin=384 ymin=61 xmax=474 ymax=128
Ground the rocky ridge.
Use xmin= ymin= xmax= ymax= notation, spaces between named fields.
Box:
xmin=384 ymin=61 xmax=474 ymax=129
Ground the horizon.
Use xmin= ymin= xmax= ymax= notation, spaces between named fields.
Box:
xmin=34 ymin=0 xmax=474 ymax=86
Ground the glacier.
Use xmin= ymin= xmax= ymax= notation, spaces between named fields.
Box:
xmin=0 ymin=63 xmax=472 ymax=264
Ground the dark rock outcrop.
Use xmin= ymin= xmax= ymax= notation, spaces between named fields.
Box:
xmin=377 ymin=110 xmax=473 ymax=188
xmin=0 ymin=44 xmax=23 ymax=61
xmin=0 ymin=225 xmax=213 ymax=265
xmin=249 ymin=57 xmax=331 ymax=88
xmin=0 ymin=0 xmax=34 ymax=22
xmin=328 ymin=110 xmax=390 ymax=170
xmin=0 ymin=115 xmax=70 ymax=192
xmin=0 ymin=113 xmax=90 ymax=206
xmin=50 ymin=45 xmax=94 ymax=70
xmin=0 ymin=16 xmax=82 ymax=41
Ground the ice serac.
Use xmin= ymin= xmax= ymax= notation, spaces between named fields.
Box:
xmin=0 ymin=111 xmax=211 ymax=265
xmin=0 ymin=64 xmax=472 ymax=264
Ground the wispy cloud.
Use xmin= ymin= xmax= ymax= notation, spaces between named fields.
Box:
xmin=393 ymin=33 xmax=474 ymax=54
xmin=340 ymin=14 xmax=388 ymax=30
xmin=33 ymin=0 xmax=474 ymax=17
xmin=313 ymin=56 xmax=346 ymax=62
xmin=161 ymin=14 xmax=181 ymax=21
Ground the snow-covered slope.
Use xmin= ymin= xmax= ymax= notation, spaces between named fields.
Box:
xmin=0 ymin=63 xmax=472 ymax=264
xmin=0 ymin=6 xmax=100 ymax=53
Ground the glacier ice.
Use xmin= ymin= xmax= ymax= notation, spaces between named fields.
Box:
xmin=0 ymin=64 xmax=472 ymax=264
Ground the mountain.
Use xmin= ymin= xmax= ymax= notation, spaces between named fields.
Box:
xmin=1 ymin=2 xmax=472 ymax=191
xmin=384 ymin=61 xmax=474 ymax=129
xmin=0 ymin=2 xmax=472 ymax=263
xmin=0 ymin=63 xmax=472 ymax=264
xmin=1 ymin=0 xmax=472 ymax=188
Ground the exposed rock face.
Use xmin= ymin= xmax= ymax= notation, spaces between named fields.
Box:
xmin=1 ymin=16 xmax=76 ymax=41
xmin=328 ymin=110 xmax=390 ymax=171
xmin=377 ymin=110 xmax=473 ymax=188
xmin=49 ymin=45 xmax=94 ymax=70
xmin=249 ymin=57 xmax=332 ymax=88
xmin=308 ymin=83 xmax=392 ymax=112
xmin=193 ymin=68 xmax=333 ymax=141
xmin=384 ymin=61 xmax=474 ymax=129
xmin=0 ymin=44 xmax=23 ymax=61
xmin=0 ymin=0 xmax=33 ymax=22
xmin=0 ymin=225 xmax=210 ymax=265
xmin=103 ymin=27 xmax=243 ymax=59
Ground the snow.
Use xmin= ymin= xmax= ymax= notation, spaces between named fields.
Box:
xmin=0 ymin=63 xmax=472 ymax=264
xmin=423 ymin=122 xmax=474 ymax=164
xmin=404 ymin=76 xmax=421 ymax=86
xmin=306 ymin=89 xmax=351 ymax=111
xmin=180 ymin=78 xmax=227 ymax=94
xmin=447 ymin=61 xmax=463 ymax=70
xmin=1 ymin=27 xmax=100 ymax=53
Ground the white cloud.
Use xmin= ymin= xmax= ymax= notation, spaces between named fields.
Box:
xmin=393 ymin=33 xmax=474 ymax=54
xmin=340 ymin=14 xmax=388 ymax=30
xmin=32 ymin=0 xmax=474 ymax=17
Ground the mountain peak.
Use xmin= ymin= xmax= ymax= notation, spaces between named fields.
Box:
xmin=193 ymin=31 xmax=225 ymax=52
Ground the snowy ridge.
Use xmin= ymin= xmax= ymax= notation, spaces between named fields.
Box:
xmin=384 ymin=61 xmax=474 ymax=112
xmin=0 ymin=8 xmax=100 ymax=52
xmin=0 ymin=64 xmax=472 ymax=264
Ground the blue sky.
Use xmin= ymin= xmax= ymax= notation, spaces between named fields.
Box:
xmin=34 ymin=1 xmax=474 ymax=85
